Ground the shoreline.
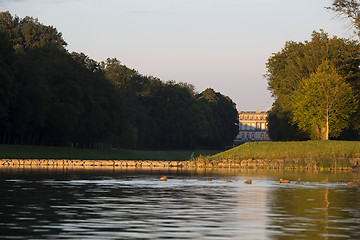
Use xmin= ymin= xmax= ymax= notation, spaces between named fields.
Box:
xmin=0 ymin=159 xmax=181 ymax=168
xmin=1 ymin=158 xmax=359 ymax=170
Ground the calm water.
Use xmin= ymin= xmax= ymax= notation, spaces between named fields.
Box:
xmin=0 ymin=167 xmax=360 ymax=240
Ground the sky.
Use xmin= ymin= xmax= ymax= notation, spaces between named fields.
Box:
xmin=0 ymin=0 xmax=355 ymax=110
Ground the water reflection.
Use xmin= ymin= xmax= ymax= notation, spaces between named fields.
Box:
xmin=0 ymin=166 xmax=359 ymax=239
xmin=267 ymin=183 xmax=360 ymax=239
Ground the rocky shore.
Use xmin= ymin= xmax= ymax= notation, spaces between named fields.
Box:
xmin=0 ymin=159 xmax=181 ymax=168
xmin=1 ymin=158 xmax=359 ymax=170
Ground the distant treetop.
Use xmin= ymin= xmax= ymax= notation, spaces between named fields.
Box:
xmin=0 ymin=11 xmax=67 ymax=51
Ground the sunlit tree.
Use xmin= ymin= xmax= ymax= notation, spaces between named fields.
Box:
xmin=266 ymin=30 xmax=360 ymax=140
xmin=291 ymin=61 xmax=357 ymax=140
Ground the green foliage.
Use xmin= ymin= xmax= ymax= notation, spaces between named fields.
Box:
xmin=196 ymin=88 xmax=239 ymax=148
xmin=0 ymin=12 xmax=239 ymax=150
xmin=267 ymin=30 xmax=360 ymax=109
xmin=101 ymin=58 xmax=138 ymax=88
xmin=291 ymin=61 xmax=357 ymax=139
xmin=101 ymin=57 xmax=239 ymax=149
xmin=266 ymin=30 xmax=360 ymax=140
xmin=0 ymin=32 xmax=16 ymax=120
xmin=0 ymin=46 xmax=136 ymax=148
xmin=0 ymin=12 xmax=136 ymax=148
xmin=0 ymin=11 xmax=67 ymax=51
xmin=267 ymin=103 xmax=308 ymax=141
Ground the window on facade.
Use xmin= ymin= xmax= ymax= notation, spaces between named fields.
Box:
xmin=261 ymin=133 xmax=264 ymax=140
xmin=251 ymin=133 xmax=254 ymax=139
xmin=247 ymin=133 xmax=250 ymax=140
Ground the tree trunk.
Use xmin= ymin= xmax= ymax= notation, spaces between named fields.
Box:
xmin=320 ymin=127 xmax=327 ymax=140
xmin=326 ymin=110 xmax=329 ymax=140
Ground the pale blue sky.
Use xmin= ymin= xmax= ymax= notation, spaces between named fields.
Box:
xmin=0 ymin=0 xmax=354 ymax=110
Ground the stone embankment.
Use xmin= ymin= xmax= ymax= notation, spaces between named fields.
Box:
xmin=0 ymin=159 xmax=182 ymax=168
xmin=0 ymin=158 xmax=292 ymax=168
xmin=0 ymin=158 xmax=359 ymax=169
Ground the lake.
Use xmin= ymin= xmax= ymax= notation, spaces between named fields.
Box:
xmin=0 ymin=166 xmax=360 ymax=239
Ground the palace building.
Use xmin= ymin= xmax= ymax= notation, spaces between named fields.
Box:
xmin=234 ymin=110 xmax=270 ymax=145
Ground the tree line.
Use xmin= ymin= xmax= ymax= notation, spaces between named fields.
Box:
xmin=266 ymin=1 xmax=360 ymax=141
xmin=0 ymin=11 xmax=239 ymax=149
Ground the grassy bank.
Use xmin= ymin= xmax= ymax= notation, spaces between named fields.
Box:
xmin=196 ymin=141 xmax=360 ymax=170
xmin=0 ymin=144 xmax=219 ymax=161
xmin=2 ymin=141 xmax=360 ymax=170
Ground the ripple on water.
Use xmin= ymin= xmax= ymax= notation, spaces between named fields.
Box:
xmin=1 ymin=170 xmax=360 ymax=239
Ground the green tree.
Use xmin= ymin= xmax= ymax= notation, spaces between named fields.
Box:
xmin=0 ymin=11 xmax=240 ymax=149
xmin=267 ymin=104 xmax=308 ymax=141
xmin=267 ymin=30 xmax=360 ymax=111
xmin=291 ymin=61 xmax=357 ymax=140
xmin=0 ymin=11 xmax=67 ymax=52
xmin=101 ymin=58 xmax=138 ymax=88
xmin=266 ymin=30 xmax=360 ymax=140
xmin=0 ymin=32 xmax=16 ymax=120
xmin=197 ymin=88 xmax=239 ymax=148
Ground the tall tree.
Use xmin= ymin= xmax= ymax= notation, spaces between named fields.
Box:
xmin=0 ymin=32 xmax=16 ymax=120
xmin=197 ymin=88 xmax=239 ymax=148
xmin=266 ymin=30 xmax=360 ymax=140
xmin=267 ymin=30 xmax=360 ymax=111
xmin=291 ymin=61 xmax=357 ymax=140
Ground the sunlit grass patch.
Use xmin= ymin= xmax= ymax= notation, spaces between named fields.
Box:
xmin=197 ymin=141 xmax=360 ymax=170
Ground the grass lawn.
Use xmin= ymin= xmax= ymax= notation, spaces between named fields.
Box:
xmin=209 ymin=140 xmax=360 ymax=160
xmin=197 ymin=140 xmax=360 ymax=170
xmin=0 ymin=144 xmax=220 ymax=161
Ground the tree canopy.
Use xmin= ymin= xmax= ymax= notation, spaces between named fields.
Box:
xmin=290 ymin=60 xmax=357 ymax=140
xmin=101 ymin=58 xmax=239 ymax=149
xmin=0 ymin=11 xmax=66 ymax=51
xmin=266 ymin=30 xmax=360 ymax=140
xmin=0 ymin=12 xmax=239 ymax=149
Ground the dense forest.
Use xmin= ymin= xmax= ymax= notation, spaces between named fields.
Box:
xmin=0 ymin=11 xmax=239 ymax=149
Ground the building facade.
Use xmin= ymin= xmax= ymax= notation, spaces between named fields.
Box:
xmin=234 ymin=110 xmax=270 ymax=145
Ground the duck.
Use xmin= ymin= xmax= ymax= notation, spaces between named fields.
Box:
xmin=244 ymin=179 xmax=252 ymax=184
xmin=158 ymin=176 xmax=168 ymax=181
xmin=276 ymin=179 xmax=290 ymax=183
xmin=347 ymin=181 xmax=360 ymax=187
